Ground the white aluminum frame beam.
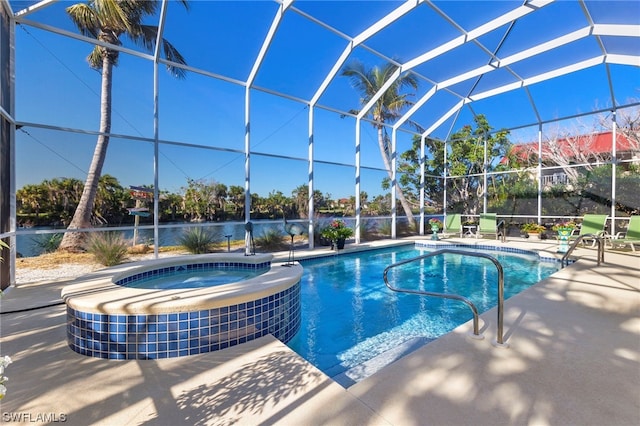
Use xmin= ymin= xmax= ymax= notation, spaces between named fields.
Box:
xmin=391 ymin=85 xmax=435 ymax=234
xmin=358 ymin=1 xmax=556 ymax=234
xmin=398 ymin=22 xmax=639 ymax=137
xmin=15 ymin=18 xmax=155 ymax=62
xmin=310 ymin=0 xmax=422 ymax=106
xmin=306 ymin=0 xmax=424 ymax=243
xmin=361 ymin=0 xmax=638 ymax=150
xmin=13 ymin=0 xmax=56 ymax=17
xmin=593 ymin=24 xmax=640 ymax=37
xmin=606 ymin=54 xmax=640 ymax=67
xmin=403 ymin=0 xmax=554 ymax=73
xmin=413 ymin=24 xmax=639 ymax=138
xmin=243 ymin=0 xmax=293 ymax=254
xmin=416 ymin=57 xmax=608 ymax=135
xmin=150 ymin=0 xmax=169 ymax=259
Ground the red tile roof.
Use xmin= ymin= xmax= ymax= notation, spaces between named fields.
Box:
xmin=506 ymin=131 xmax=636 ymax=162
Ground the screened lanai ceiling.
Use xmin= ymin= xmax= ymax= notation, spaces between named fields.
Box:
xmin=9 ymin=0 xmax=640 ymax=141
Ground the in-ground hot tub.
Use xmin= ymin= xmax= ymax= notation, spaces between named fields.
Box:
xmin=62 ymin=253 xmax=302 ymax=359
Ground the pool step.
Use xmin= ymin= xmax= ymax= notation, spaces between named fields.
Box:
xmin=331 ymin=336 xmax=433 ymax=387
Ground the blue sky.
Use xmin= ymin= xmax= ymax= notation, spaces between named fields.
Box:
xmin=11 ymin=0 xmax=640 ymax=199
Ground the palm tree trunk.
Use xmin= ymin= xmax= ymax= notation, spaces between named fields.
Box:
xmin=59 ymin=56 xmax=113 ymax=252
xmin=376 ymin=127 xmax=416 ymax=229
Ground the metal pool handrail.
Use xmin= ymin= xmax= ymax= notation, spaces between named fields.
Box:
xmin=383 ymin=249 xmax=507 ymax=346
xmin=497 ymin=219 xmax=506 ymax=243
xmin=561 ymin=233 xmax=604 ymax=267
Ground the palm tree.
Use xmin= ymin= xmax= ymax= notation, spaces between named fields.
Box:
xmin=16 ymin=184 xmax=43 ymax=218
xmin=59 ymin=0 xmax=188 ymax=251
xmin=341 ymin=60 xmax=419 ymax=229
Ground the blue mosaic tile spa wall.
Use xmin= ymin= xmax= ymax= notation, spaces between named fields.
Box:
xmin=66 ymin=282 xmax=301 ymax=359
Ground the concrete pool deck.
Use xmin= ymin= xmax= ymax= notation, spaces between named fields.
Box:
xmin=1 ymin=238 xmax=639 ymax=425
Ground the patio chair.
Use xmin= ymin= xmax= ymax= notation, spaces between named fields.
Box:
xmin=475 ymin=213 xmax=500 ymax=239
xmin=610 ymin=216 xmax=640 ymax=252
xmin=571 ymin=214 xmax=608 ymax=247
xmin=442 ymin=213 xmax=463 ymax=238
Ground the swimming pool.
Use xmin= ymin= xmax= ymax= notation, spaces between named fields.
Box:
xmin=286 ymin=243 xmax=561 ymax=384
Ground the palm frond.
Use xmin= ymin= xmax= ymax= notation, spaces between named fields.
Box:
xmin=342 ymin=61 xmax=374 ymax=97
xmin=94 ymin=0 xmax=131 ymax=29
xmin=120 ymin=0 xmax=157 ymax=18
xmin=66 ymin=3 xmax=100 ymax=38
xmin=342 ymin=59 xmax=418 ymax=127
xmin=161 ymin=39 xmax=188 ymax=79
xmin=87 ymin=46 xmax=104 ymax=69
xmin=67 ymin=0 xmax=188 ymax=77
xmin=133 ymin=24 xmax=158 ymax=51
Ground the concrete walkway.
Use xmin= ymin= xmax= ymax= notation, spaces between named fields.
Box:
xmin=1 ymin=239 xmax=638 ymax=425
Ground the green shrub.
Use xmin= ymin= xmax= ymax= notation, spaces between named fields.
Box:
xmin=31 ymin=233 xmax=62 ymax=254
xmin=255 ymin=228 xmax=286 ymax=251
xmin=320 ymin=219 xmax=354 ymax=241
xmin=377 ymin=220 xmax=392 ymax=237
xmin=178 ymin=227 xmax=217 ymax=254
xmin=86 ymin=232 xmax=128 ymax=266
xmin=521 ymin=223 xmax=546 ymax=233
xmin=359 ymin=220 xmax=379 ymax=241
xmin=397 ymin=219 xmax=416 ymax=236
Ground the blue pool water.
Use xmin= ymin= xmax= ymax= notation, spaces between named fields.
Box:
xmin=121 ymin=268 xmax=268 ymax=289
xmin=286 ymin=244 xmax=561 ymax=381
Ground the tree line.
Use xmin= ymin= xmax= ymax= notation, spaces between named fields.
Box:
xmin=16 ymin=177 xmax=397 ymax=228
xmin=18 ymin=148 xmax=638 ymax=230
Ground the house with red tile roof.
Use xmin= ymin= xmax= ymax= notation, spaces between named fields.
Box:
xmin=504 ymin=131 xmax=639 ymax=188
